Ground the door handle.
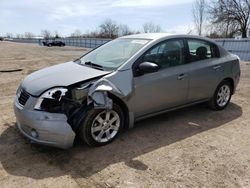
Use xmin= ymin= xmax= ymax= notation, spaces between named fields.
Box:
xmin=213 ymin=65 xmax=221 ymax=70
xmin=177 ymin=73 xmax=186 ymax=80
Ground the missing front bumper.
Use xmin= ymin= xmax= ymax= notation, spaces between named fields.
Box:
xmin=14 ymin=97 xmax=75 ymax=149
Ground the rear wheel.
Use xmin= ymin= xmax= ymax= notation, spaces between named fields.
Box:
xmin=80 ymin=104 xmax=124 ymax=147
xmin=209 ymin=80 xmax=232 ymax=110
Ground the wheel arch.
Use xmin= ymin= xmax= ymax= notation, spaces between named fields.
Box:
xmin=222 ymin=77 xmax=235 ymax=94
xmin=107 ymin=92 xmax=130 ymax=129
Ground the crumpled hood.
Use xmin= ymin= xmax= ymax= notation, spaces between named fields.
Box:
xmin=22 ymin=61 xmax=110 ymax=96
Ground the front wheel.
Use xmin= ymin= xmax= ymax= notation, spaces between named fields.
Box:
xmin=79 ymin=104 xmax=124 ymax=147
xmin=209 ymin=80 xmax=232 ymax=110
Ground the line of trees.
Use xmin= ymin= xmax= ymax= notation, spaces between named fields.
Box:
xmin=71 ymin=19 xmax=161 ymax=39
xmin=193 ymin=0 xmax=250 ymax=38
xmin=3 ymin=19 xmax=162 ymax=39
xmin=5 ymin=30 xmax=61 ymax=39
xmin=3 ymin=1 xmax=250 ymax=39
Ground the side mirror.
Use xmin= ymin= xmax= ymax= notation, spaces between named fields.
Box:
xmin=138 ymin=62 xmax=159 ymax=75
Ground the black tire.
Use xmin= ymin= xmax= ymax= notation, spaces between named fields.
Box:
xmin=79 ymin=104 xmax=124 ymax=147
xmin=48 ymin=44 xmax=52 ymax=47
xmin=208 ymin=80 xmax=233 ymax=110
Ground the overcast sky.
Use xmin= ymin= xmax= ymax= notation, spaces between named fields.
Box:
xmin=0 ymin=0 xmax=195 ymax=36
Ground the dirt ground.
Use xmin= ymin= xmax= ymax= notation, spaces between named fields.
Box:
xmin=0 ymin=41 xmax=250 ymax=188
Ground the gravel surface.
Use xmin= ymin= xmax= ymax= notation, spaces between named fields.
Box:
xmin=0 ymin=42 xmax=250 ymax=188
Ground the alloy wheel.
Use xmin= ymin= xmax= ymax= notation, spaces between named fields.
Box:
xmin=91 ymin=110 xmax=120 ymax=143
xmin=216 ymin=84 xmax=231 ymax=107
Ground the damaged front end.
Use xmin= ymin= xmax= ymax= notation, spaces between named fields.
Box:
xmin=15 ymin=69 xmax=134 ymax=149
xmin=32 ymin=81 xmax=94 ymax=132
xmin=21 ymin=78 xmax=117 ymax=146
xmin=14 ymin=82 xmax=93 ymax=149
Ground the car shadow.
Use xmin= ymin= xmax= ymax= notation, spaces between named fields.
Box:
xmin=0 ymin=102 xmax=242 ymax=180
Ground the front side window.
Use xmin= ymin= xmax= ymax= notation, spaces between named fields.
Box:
xmin=143 ymin=40 xmax=185 ymax=69
xmin=187 ymin=39 xmax=218 ymax=62
xmin=79 ymin=38 xmax=150 ymax=70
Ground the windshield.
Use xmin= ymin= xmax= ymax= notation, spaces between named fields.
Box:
xmin=79 ymin=38 xmax=150 ymax=70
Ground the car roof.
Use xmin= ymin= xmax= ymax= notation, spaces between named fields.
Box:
xmin=121 ymin=33 xmax=216 ymax=43
xmin=121 ymin=33 xmax=172 ymax=40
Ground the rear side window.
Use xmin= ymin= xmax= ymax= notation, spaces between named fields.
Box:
xmin=187 ymin=39 xmax=219 ymax=62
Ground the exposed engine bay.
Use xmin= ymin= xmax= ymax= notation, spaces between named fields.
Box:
xmin=32 ymin=79 xmax=119 ymax=133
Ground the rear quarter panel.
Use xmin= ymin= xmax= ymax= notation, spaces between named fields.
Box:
xmin=218 ymin=54 xmax=240 ymax=89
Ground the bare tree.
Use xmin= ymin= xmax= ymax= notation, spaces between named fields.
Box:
xmin=70 ymin=29 xmax=82 ymax=38
xmin=99 ymin=19 xmax=119 ymax=38
xmin=15 ymin=34 xmax=23 ymax=39
xmin=209 ymin=0 xmax=250 ymax=38
xmin=118 ymin=24 xmax=132 ymax=36
xmin=54 ymin=30 xmax=60 ymax=38
xmin=142 ymin=22 xmax=162 ymax=33
xmin=41 ymin=30 xmax=51 ymax=39
xmin=212 ymin=21 xmax=239 ymax=37
xmin=5 ymin=33 xmax=13 ymax=38
xmin=192 ymin=0 xmax=206 ymax=36
xmin=84 ymin=29 xmax=100 ymax=38
xmin=24 ymin=32 xmax=35 ymax=39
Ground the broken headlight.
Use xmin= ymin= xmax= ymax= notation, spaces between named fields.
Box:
xmin=34 ymin=88 xmax=68 ymax=111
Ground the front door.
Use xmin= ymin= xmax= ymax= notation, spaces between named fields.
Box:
xmin=131 ymin=39 xmax=189 ymax=118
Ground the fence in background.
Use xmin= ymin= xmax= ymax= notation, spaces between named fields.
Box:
xmin=214 ymin=39 xmax=250 ymax=61
xmin=11 ymin=38 xmax=111 ymax=48
xmin=44 ymin=38 xmax=112 ymax=48
xmin=11 ymin=38 xmax=40 ymax=44
xmin=8 ymin=38 xmax=250 ymax=61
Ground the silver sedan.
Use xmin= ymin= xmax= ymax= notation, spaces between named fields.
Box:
xmin=14 ymin=33 xmax=241 ymax=148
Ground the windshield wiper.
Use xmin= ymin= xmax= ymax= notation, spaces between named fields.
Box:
xmin=84 ymin=61 xmax=104 ymax=70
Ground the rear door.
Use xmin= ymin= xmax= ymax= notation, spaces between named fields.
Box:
xmin=131 ymin=39 xmax=190 ymax=117
xmin=186 ymin=39 xmax=222 ymax=102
